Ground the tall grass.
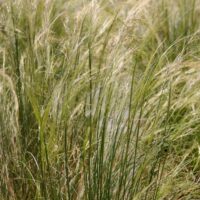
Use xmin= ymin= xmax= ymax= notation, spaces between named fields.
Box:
xmin=1 ymin=0 xmax=200 ymax=199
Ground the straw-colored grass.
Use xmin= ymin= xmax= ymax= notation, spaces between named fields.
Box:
xmin=1 ymin=0 xmax=200 ymax=199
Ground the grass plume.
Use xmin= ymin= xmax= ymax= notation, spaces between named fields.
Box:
xmin=1 ymin=0 xmax=200 ymax=199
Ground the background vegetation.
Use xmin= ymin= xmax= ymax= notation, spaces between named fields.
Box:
xmin=1 ymin=0 xmax=200 ymax=199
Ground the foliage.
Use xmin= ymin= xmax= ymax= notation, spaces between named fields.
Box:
xmin=0 ymin=0 xmax=200 ymax=199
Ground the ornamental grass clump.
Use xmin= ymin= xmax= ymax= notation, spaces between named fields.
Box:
xmin=0 ymin=0 xmax=200 ymax=199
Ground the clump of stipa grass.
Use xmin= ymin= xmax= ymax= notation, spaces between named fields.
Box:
xmin=1 ymin=0 xmax=200 ymax=199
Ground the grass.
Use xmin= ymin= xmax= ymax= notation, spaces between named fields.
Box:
xmin=1 ymin=0 xmax=200 ymax=199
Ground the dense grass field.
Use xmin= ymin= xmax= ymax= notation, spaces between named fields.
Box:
xmin=1 ymin=0 xmax=200 ymax=199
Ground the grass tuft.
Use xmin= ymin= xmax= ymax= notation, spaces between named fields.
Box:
xmin=1 ymin=0 xmax=200 ymax=199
